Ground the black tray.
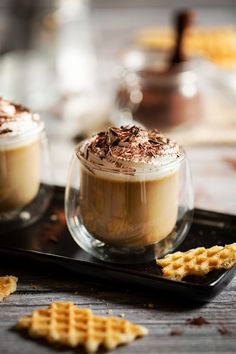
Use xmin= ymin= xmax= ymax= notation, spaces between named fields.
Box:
xmin=0 ymin=186 xmax=235 ymax=302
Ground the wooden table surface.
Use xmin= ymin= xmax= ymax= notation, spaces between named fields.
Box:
xmin=0 ymin=257 xmax=235 ymax=354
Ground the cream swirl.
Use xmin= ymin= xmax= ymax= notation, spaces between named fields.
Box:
xmin=0 ymin=98 xmax=41 ymax=137
xmin=78 ymin=126 xmax=183 ymax=174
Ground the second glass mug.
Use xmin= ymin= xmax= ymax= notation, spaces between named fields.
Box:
xmin=65 ymin=140 xmax=194 ymax=264
xmin=0 ymin=119 xmax=53 ymax=233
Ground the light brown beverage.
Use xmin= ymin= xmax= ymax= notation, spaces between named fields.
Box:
xmin=80 ymin=165 xmax=179 ymax=247
xmin=0 ymin=98 xmax=42 ymax=213
xmin=78 ymin=126 xmax=183 ymax=248
xmin=0 ymin=137 xmax=40 ymax=212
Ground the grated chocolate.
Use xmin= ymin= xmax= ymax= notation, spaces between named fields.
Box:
xmin=83 ymin=126 xmax=181 ymax=165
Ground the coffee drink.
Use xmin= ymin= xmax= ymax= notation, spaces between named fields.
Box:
xmin=0 ymin=98 xmax=42 ymax=213
xmin=77 ymin=126 xmax=183 ymax=248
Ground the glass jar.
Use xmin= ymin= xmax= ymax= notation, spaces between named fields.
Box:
xmin=116 ymin=49 xmax=205 ymax=130
xmin=65 ymin=140 xmax=193 ymax=264
xmin=0 ymin=115 xmax=53 ymax=232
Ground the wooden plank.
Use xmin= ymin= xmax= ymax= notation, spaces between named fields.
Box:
xmin=0 ymin=260 xmax=235 ymax=354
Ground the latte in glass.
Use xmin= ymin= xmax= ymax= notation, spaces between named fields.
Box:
xmin=0 ymin=98 xmax=42 ymax=213
xmin=78 ymin=126 xmax=183 ymax=248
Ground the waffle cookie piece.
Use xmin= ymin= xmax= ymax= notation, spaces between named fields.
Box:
xmin=156 ymin=243 xmax=236 ymax=281
xmin=0 ymin=276 xmax=18 ymax=302
xmin=17 ymin=302 xmax=148 ymax=353
xmin=137 ymin=26 xmax=236 ymax=69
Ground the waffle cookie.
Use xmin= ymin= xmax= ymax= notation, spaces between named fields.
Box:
xmin=156 ymin=243 xmax=236 ymax=281
xmin=137 ymin=26 xmax=236 ymax=69
xmin=17 ymin=302 xmax=148 ymax=353
xmin=0 ymin=275 xmax=18 ymax=302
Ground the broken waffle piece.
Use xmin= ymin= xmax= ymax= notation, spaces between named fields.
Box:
xmin=156 ymin=243 xmax=236 ymax=281
xmin=0 ymin=276 xmax=18 ymax=302
xmin=17 ymin=301 xmax=148 ymax=353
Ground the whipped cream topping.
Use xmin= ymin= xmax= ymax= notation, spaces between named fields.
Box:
xmin=0 ymin=98 xmax=41 ymax=137
xmin=79 ymin=126 xmax=183 ymax=173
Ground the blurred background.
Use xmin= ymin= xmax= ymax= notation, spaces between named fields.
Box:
xmin=0 ymin=0 xmax=236 ymax=213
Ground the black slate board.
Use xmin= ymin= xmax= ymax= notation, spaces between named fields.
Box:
xmin=0 ymin=186 xmax=235 ymax=302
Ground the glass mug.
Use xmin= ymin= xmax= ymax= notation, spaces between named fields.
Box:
xmin=65 ymin=139 xmax=193 ymax=264
xmin=0 ymin=112 xmax=53 ymax=232
xmin=115 ymin=49 xmax=205 ymax=130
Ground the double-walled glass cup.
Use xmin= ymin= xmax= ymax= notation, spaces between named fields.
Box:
xmin=0 ymin=120 xmax=53 ymax=232
xmin=65 ymin=141 xmax=193 ymax=264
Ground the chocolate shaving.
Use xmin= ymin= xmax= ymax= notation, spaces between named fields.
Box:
xmin=84 ymin=144 xmax=89 ymax=160
xmin=131 ymin=126 xmax=140 ymax=135
xmin=80 ymin=125 xmax=181 ymax=167
xmin=139 ymin=143 xmax=144 ymax=149
xmin=120 ymin=125 xmax=131 ymax=131
xmin=14 ymin=103 xmax=31 ymax=113
xmin=97 ymin=131 xmax=106 ymax=137
xmin=0 ymin=128 xmax=13 ymax=135
xmin=109 ymin=128 xmax=118 ymax=136
xmin=148 ymin=139 xmax=162 ymax=145
xmin=148 ymin=151 xmax=155 ymax=157
xmin=122 ymin=136 xmax=130 ymax=143
xmin=111 ymin=138 xmax=120 ymax=146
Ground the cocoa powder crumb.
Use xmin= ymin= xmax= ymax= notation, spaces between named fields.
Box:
xmin=49 ymin=235 xmax=58 ymax=244
xmin=147 ymin=303 xmax=155 ymax=309
xmin=30 ymin=284 xmax=39 ymax=289
xmin=217 ymin=325 xmax=232 ymax=335
xmin=170 ymin=329 xmax=183 ymax=336
xmin=186 ymin=316 xmax=210 ymax=326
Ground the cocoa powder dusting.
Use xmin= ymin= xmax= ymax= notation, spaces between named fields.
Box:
xmin=217 ymin=325 xmax=232 ymax=335
xmin=186 ymin=316 xmax=210 ymax=326
xmin=170 ymin=329 xmax=183 ymax=336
